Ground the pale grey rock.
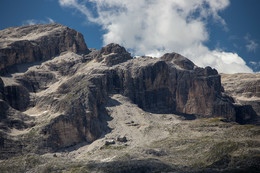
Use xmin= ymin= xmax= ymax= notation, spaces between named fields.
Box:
xmin=221 ymin=73 xmax=260 ymax=116
xmin=0 ymin=23 xmax=89 ymax=74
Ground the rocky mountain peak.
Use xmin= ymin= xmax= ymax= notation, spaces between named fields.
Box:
xmin=100 ymin=43 xmax=129 ymax=55
xmin=161 ymin=52 xmax=195 ymax=70
xmin=1 ymin=23 xmax=65 ymax=42
xmin=0 ymin=23 xmax=89 ymax=74
xmin=96 ymin=43 xmax=132 ymax=66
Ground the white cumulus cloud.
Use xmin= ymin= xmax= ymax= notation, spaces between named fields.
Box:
xmin=59 ymin=0 xmax=253 ymax=74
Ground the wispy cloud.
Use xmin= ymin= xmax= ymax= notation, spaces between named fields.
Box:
xmin=23 ymin=19 xmax=38 ymax=25
xmin=249 ymin=61 xmax=260 ymax=72
xmin=245 ymin=34 xmax=258 ymax=52
xmin=59 ymin=0 xmax=253 ymax=74
xmin=23 ymin=17 xmax=55 ymax=25
xmin=246 ymin=40 xmax=258 ymax=52
xmin=47 ymin=17 xmax=55 ymax=23
xmin=58 ymin=0 xmax=96 ymax=22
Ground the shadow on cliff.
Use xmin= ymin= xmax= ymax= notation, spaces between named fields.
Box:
xmin=235 ymin=104 xmax=259 ymax=125
xmin=174 ymin=112 xmax=197 ymax=120
xmin=106 ymin=97 xmax=121 ymax=107
xmin=140 ymin=105 xmax=197 ymax=121
xmin=85 ymin=157 xmax=260 ymax=173
xmin=1 ymin=60 xmax=46 ymax=76
xmin=86 ymin=158 xmax=177 ymax=173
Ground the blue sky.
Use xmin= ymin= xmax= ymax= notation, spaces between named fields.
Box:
xmin=0 ymin=0 xmax=259 ymax=73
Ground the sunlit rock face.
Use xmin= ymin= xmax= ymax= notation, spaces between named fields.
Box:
xmin=0 ymin=23 xmax=89 ymax=74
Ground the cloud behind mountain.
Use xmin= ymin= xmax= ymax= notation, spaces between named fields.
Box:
xmin=59 ymin=0 xmax=253 ymax=73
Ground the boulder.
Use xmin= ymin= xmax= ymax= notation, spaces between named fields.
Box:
xmin=105 ymin=140 xmax=116 ymax=146
xmin=117 ymin=136 xmax=127 ymax=143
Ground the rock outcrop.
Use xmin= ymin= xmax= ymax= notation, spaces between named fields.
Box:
xmin=0 ymin=23 xmax=89 ymax=74
xmin=96 ymin=43 xmax=132 ymax=66
xmin=221 ymin=73 xmax=260 ymax=116
xmin=0 ymin=23 xmax=258 ymax=156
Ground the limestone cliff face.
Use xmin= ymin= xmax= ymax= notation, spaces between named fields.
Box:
xmin=0 ymin=23 xmax=89 ymax=74
xmin=94 ymin=51 xmax=236 ymax=120
xmin=0 ymin=24 xmax=257 ymax=154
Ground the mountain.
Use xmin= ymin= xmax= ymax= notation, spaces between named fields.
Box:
xmin=0 ymin=23 xmax=259 ymax=172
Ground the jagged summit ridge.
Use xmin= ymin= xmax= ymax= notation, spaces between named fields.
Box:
xmin=0 ymin=23 xmax=66 ymax=44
